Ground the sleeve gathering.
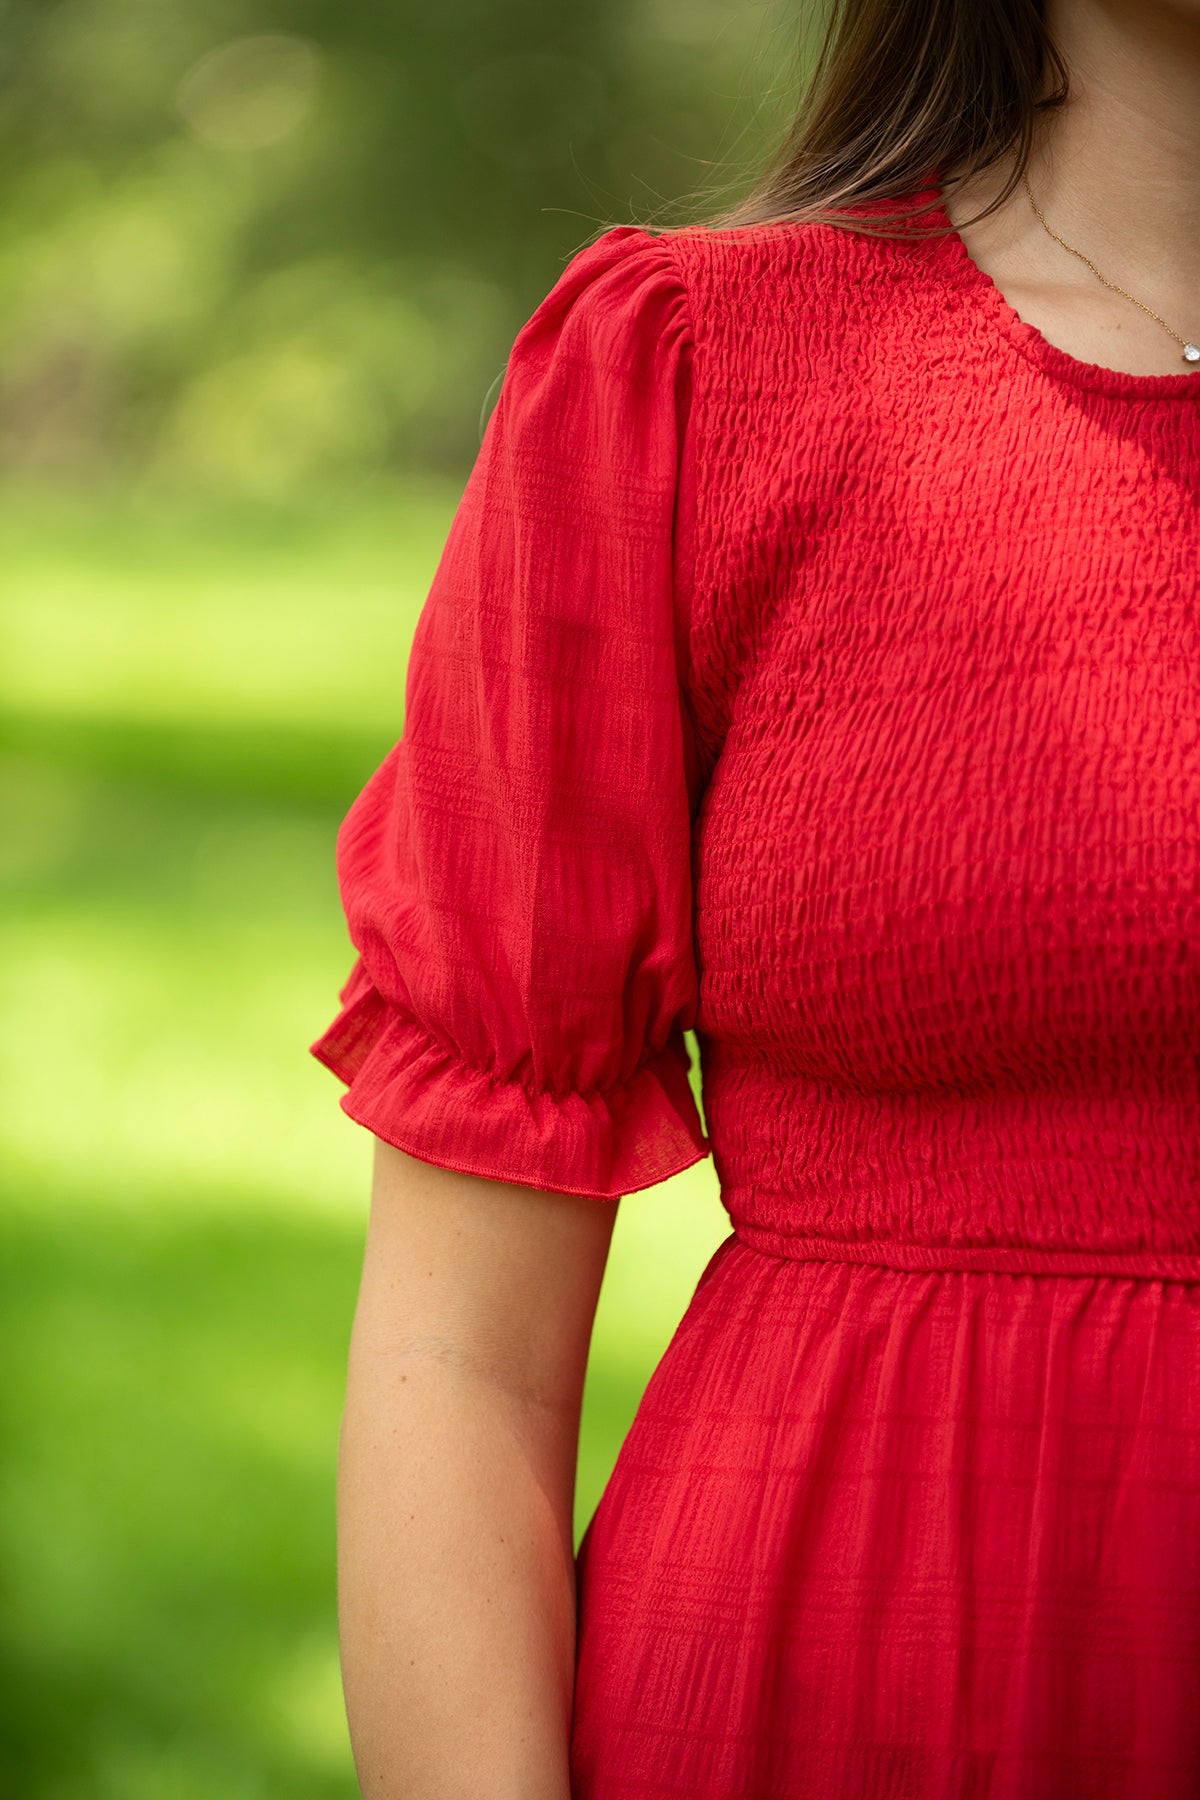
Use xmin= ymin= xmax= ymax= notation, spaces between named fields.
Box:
xmin=309 ymin=224 xmax=711 ymax=1199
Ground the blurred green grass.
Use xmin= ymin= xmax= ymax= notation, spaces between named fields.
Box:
xmin=0 ymin=485 xmax=729 ymax=1797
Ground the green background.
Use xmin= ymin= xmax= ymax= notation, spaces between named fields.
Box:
xmin=0 ymin=3 xmax=797 ymax=1793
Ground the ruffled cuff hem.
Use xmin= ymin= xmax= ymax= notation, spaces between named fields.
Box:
xmin=309 ymin=975 xmax=711 ymax=1201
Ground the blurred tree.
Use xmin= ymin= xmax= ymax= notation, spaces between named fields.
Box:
xmin=0 ymin=9 xmax=783 ymax=1792
xmin=0 ymin=0 xmax=795 ymax=493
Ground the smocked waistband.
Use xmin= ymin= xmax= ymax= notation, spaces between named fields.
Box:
xmin=731 ymin=1220 xmax=1200 ymax=1281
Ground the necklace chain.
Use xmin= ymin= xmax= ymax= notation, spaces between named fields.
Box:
xmin=1020 ymin=168 xmax=1200 ymax=366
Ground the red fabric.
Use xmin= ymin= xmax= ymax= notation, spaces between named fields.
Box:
xmin=312 ymin=232 xmax=707 ymax=1197
xmin=314 ymin=177 xmax=1200 ymax=1794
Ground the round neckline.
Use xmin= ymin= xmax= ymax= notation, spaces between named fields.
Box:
xmin=913 ymin=173 xmax=1200 ymax=402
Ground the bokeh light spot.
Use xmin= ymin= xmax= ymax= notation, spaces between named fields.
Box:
xmin=175 ymin=35 xmax=323 ymax=151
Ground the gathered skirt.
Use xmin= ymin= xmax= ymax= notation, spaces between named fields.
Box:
xmin=570 ymin=1235 xmax=1200 ymax=1799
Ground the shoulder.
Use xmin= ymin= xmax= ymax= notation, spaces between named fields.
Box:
xmin=507 ymin=217 xmax=870 ymax=376
xmin=496 ymin=207 xmax=934 ymax=441
xmin=539 ymin=215 xmax=930 ymax=365
xmin=508 ymin=226 xmax=690 ymax=380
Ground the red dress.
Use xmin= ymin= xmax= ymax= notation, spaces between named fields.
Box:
xmin=312 ymin=178 xmax=1200 ymax=1796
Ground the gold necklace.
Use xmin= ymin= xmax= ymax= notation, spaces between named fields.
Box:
xmin=1020 ymin=168 xmax=1200 ymax=367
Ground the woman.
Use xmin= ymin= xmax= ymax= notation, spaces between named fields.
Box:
xmin=313 ymin=0 xmax=1200 ymax=1792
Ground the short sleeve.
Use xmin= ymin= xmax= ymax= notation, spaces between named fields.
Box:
xmin=309 ymin=225 xmax=711 ymax=1200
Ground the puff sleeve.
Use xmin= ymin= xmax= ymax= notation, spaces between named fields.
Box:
xmin=310 ymin=226 xmax=710 ymax=1199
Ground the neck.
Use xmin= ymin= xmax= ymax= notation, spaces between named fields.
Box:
xmin=1024 ymin=0 xmax=1200 ymax=292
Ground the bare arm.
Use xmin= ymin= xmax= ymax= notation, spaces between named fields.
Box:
xmin=337 ymin=1136 xmax=618 ymax=1800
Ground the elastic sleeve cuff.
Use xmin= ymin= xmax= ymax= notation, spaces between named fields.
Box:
xmin=309 ymin=975 xmax=712 ymax=1201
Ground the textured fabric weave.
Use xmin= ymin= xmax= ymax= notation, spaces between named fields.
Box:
xmin=313 ymin=236 xmax=706 ymax=1198
xmin=314 ymin=176 xmax=1200 ymax=1795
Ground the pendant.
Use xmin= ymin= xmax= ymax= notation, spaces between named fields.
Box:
xmin=1185 ymin=343 xmax=1200 ymax=363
